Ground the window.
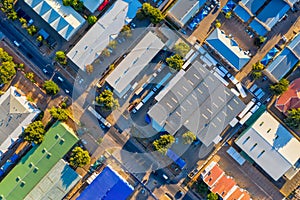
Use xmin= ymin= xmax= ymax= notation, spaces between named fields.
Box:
xmin=258 ymin=150 xmax=265 ymax=158
xmin=259 ymin=122 xmax=264 ymax=126
xmin=275 ymin=135 xmax=279 ymax=140
xmin=250 ymin=143 xmax=257 ymax=151
xmin=267 ymin=128 xmax=271 ymax=133
xmin=243 ymin=136 xmax=250 ymax=144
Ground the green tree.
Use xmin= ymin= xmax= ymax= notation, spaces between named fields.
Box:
xmin=96 ymin=90 xmax=119 ymax=111
xmin=207 ymin=192 xmax=218 ymax=200
xmin=25 ymin=72 xmax=35 ymax=82
xmin=225 ymin=11 xmax=232 ymax=19
xmin=55 ymin=51 xmax=67 ymax=65
xmin=43 ymin=80 xmax=60 ymax=95
xmin=19 ymin=17 xmax=27 ymax=28
xmin=87 ymin=15 xmax=97 ymax=25
xmin=153 ymin=134 xmax=175 ymax=154
xmin=141 ymin=3 xmax=164 ymax=24
xmin=182 ymin=131 xmax=196 ymax=144
xmin=285 ymin=108 xmax=300 ymax=129
xmin=36 ymin=35 xmax=43 ymax=42
xmin=50 ymin=107 xmax=69 ymax=121
xmin=252 ymin=71 xmax=262 ymax=80
xmin=252 ymin=62 xmax=264 ymax=71
xmin=270 ymin=78 xmax=289 ymax=95
xmin=102 ymin=48 xmax=111 ymax=57
xmin=0 ymin=48 xmax=13 ymax=62
xmin=63 ymin=0 xmax=72 ymax=6
xmin=7 ymin=11 xmax=17 ymax=20
xmin=23 ymin=121 xmax=46 ymax=144
xmin=215 ymin=19 xmax=221 ymax=28
xmin=166 ymin=54 xmax=184 ymax=71
xmin=120 ymin=25 xmax=132 ymax=38
xmin=136 ymin=8 xmax=146 ymax=20
xmin=69 ymin=147 xmax=91 ymax=168
xmin=108 ymin=40 xmax=117 ymax=49
xmin=0 ymin=61 xmax=16 ymax=84
xmin=27 ymin=25 xmax=37 ymax=35
xmin=173 ymin=42 xmax=190 ymax=58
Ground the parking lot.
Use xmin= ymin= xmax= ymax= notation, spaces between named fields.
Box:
xmin=215 ymin=145 xmax=284 ymax=200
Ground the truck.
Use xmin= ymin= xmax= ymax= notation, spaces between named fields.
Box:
xmin=88 ymin=106 xmax=111 ymax=128
xmin=236 ymin=83 xmax=247 ymax=98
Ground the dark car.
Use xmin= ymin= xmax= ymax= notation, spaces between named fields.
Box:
xmin=175 ymin=191 xmax=184 ymax=199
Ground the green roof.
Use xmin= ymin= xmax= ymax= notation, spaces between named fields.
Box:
xmin=0 ymin=122 xmax=79 ymax=200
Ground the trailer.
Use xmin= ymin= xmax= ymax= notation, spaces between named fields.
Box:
xmin=213 ymin=72 xmax=229 ymax=86
xmin=227 ymin=73 xmax=239 ymax=85
xmin=132 ymin=102 xmax=144 ymax=113
xmin=254 ymin=88 xmax=263 ymax=97
xmin=153 ymin=73 xmax=172 ymax=92
xmin=239 ymin=112 xmax=253 ymax=125
xmin=214 ymin=67 xmax=226 ymax=77
xmin=88 ymin=106 xmax=111 ymax=128
xmin=142 ymin=91 xmax=155 ymax=104
xmin=238 ymin=99 xmax=255 ymax=119
xmin=249 ymin=84 xmax=258 ymax=93
xmin=230 ymin=88 xmax=240 ymax=96
xmin=218 ymin=65 xmax=229 ymax=75
xmin=236 ymin=83 xmax=247 ymax=98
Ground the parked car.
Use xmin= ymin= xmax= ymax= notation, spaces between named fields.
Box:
xmin=42 ymin=68 xmax=48 ymax=74
xmin=57 ymin=76 xmax=64 ymax=82
xmin=13 ymin=40 xmax=20 ymax=47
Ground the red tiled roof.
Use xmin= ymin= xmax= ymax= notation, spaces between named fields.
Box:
xmin=226 ymin=187 xmax=251 ymax=200
xmin=203 ymin=164 xmax=224 ymax=187
xmin=211 ymin=175 xmax=236 ymax=198
xmin=276 ymin=78 xmax=300 ymax=114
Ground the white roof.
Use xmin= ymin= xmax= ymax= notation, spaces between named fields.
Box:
xmin=67 ymin=0 xmax=141 ymax=70
xmin=106 ymin=31 xmax=164 ymax=97
xmin=82 ymin=0 xmax=104 ymax=13
xmin=236 ymin=111 xmax=300 ymax=180
xmin=0 ymin=87 xmax=40 ymax=157
xmin=24 ymin=0 xmax=85 ymax=41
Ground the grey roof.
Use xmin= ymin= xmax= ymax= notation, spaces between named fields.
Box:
xmin=168 ymin=0 xmax=206 ymax=27
xmin=148 ymin=60 xmax=245 ymax=146
xmin=24 ymin=159 xmax=81 ymax=200
xmin=266 ymin=34 xmax=300 ymax=80
xmin=0 ymin=87 xmax=40 ymax=156
xmin=106 ymin=31 xmax=164 ymax=97
xmin=67 ymin=0 xmax=141 ymax=70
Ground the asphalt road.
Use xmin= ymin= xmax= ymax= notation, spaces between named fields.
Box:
xmin=0 ymin=17 xmax=74 ymax=96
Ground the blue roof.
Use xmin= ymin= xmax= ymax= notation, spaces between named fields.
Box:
xmin=206 ymin=29 xmax=250 ymax=70
xmin=256 ymin=0 xmax=290 ymax=29
xmin=249 ymin=18 xmax=268 ymax=36
xmin=241 ymin=0 xmax=267 ymax=14
xmin=77 ymin=166 xmax=134 ymax=200
xmin=233 ymin=5 xmax=251 ymax=22
xmin=267 ymin=48 xmax=299 ymax=80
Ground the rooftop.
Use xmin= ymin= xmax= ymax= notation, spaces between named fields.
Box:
xmin=276 ymin=78 xmax=300 ymax=114
xmin=148 ymin=60 xmax=245 ymax=146
xmin=24 ymin=159 xmax=81 ymax=200
xmin=266 ymin=34 xmax=300 ymax=81
xmin=77 ymin=166 xmax=133 ymax=200
xmin=236 ymin=111 xmax=300 ymax=180
xmin=24 ymin=0 xmax=85 ymax=41
xmin=106 ymin=31 xmax=165 ymax=97
xmin=67 ymin=0 xmax=141 ymax=70
xmin=206 ymin=28 xmax=250 ymax=70
xmin=82 ymin=0 xmax=104 ymax=13
xmin=202 ymin=162 xmax=251 ymax=200
xmin=0 ymin=122 xmax=79 ymax=200
xmin=0 ymin=87 xmax=40 ymax=157
xmin=167 ymin=0 xmax=206 ymax=27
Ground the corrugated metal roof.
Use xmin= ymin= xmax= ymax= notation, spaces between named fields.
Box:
xmin=0 ymin=122 xmax=79 ymax=200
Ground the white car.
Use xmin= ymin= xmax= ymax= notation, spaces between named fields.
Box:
xmin=57 ymin=76 xmax=64 ymax=82
xmin=13 ymin=40 xmax=20 ymax=47
xmin=65 ymin=89 xmax=70 ymax=94
xmin=42 ymin=68 xmax=48 ymax=74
